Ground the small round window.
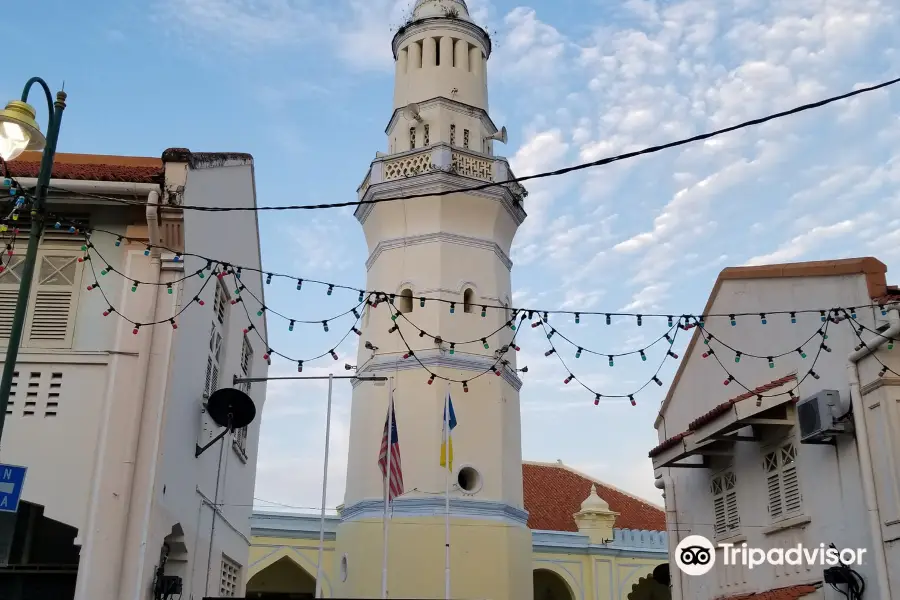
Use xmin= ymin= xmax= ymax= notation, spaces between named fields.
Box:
xmin=457 ymin=466 xmax=482 ymax=494
xmin=340 ymin=554 xmax=348 ymax=582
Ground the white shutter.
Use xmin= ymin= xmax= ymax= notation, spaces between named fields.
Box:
xmin=781 ymin=443 xmax=802 ymax=514
xmin=23 ymin=253 xmax=83 ymax=347
xmin=0 ymin=256 xmax=25 ymax=337
xmin=725 ymin=490 xmax=740 ymax=530
xmin=711 ymin=470 xmax=740 ymax=537
xmin=713 ymin=495 xmax=727 ymax=536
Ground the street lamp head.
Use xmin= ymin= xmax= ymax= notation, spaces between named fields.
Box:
xmin=0 ymin=100 xmax=46 ymax=162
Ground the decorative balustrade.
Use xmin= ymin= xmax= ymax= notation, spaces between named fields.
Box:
xmin=451 ymin=151 xmax=493 ymax=182
xmin=608 ymin=528 xmax=669 ymax=551
xmin=383 ymin=150 xmax=433 ymax=181
xmin=359 ymin=144 xmax=523 ymax=201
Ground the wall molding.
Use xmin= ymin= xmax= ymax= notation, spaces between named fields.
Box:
xmin=339 ymin=497 xmax=529 ymax=526
xmin=353 ymin=349 xmax=523 ymax=391
xmin=354 ymin=171 xmax=526 ymax=227
xmin=365 ymin=232 xmax=512 ymax=271
xmin=384 ymin=96 xmax=498 ymax=138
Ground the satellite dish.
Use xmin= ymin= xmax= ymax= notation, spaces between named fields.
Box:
xmin=486 ymin=126 xmax=508 ymax=144
xmin=207 ymin=387 xmax=256 ymax=430
xmin=403 ymin=102 xmax=423 ymax=123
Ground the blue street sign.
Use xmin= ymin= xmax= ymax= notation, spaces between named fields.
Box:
xmin=0 ymin=464 xmax=27 ymax=513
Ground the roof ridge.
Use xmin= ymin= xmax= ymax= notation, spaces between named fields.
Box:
xmin=525 ymin=460 xmax=664 ymax=510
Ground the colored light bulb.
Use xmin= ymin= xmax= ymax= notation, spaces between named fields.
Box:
xmin=327 ymin=285 xmax=334 ymax=295
xmin=768 ymin=357 xmax=775 ymax=368
xmin=606 ymin=314 xmax=611 ymax=325
xmin=790 ymin=312 xmax=797 ymax=324
xmin=564 ymin=374 xmax=573 ymax=384
xmin=735 ymin=352 xmax=741 ymax=362
xmin=297 ymin=361 xmax=303 ymax=372
xmin=575 ymin=313 xmax=580 ymax=324
xmin=462 ymin=381 xmax=468 ymax=393
xmin=482 ymin=338 xmax=489 ymax=349
xmin=428 ymin=374 xmax=436 ymax=385
xmin=323 ymin=321 xmax=329 ymax=332
xmin=330 ymin=350 xmax=338 ymax=360
xmin=575 ymin=348 xmax=582 ymax=358
xmin=266 ymin=273 xmax=272 ymax=284
xmin=115 ymin=237 xmax=122 ymax=246
xmin=545 ymin=349 xmax=556 ymax=357
xmin=668 ymin=351 xmax=679 ymax=359
xmin=170 ymin=319 xmax=177 ymax=329
xmin=420 ymin=297 xmax=425 ymax=307
xmin=653 ymin=376 xmax=662 ymax=386
xmin=637 ymin=315 xmax=642 ymax=326
xmin=608 ymin=356 xmax=614 ymax=367
xmin=730 ymin=315 xmax=736 ymax=326
xmin=167 ymin=284 xmax=173 ymax=295
xmin=449 ymin=343 xmax=455 ymax=355
xmin=352 ymin=327 xmax=361 ymax=336
xmin=481 ymin=307 xmax=486 ymax=317
xmin=289 ymin=320 xmax=295 ymax=331
xmin=450 ymin=303 xmax=455 ymax=314
xmin=640 ymin=350 xmax=646 ymax=361
xmin=195 ymin=297 xmax=205 ymax=306
xmin=629 ymin=396 xmax=636 ymax=406
xmin=594 ymin=394 xmax=600 ymax=406
xmin=760 ymin=313 xmax=767 ymax=325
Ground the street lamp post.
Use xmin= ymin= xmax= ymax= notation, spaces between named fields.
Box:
xmin=0 ymin=78 xmax=67 ymax=446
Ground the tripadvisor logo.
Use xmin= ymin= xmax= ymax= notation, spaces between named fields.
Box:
xmin=674 ymin=535 xmax=866 ymax=576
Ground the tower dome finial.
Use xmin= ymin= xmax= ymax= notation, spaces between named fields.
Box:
xmin=412 ymin=0 xmax=472 ymax=22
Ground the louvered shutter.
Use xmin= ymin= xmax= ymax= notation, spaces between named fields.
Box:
xmin=764 ymin=450 xmax=783 ymax=519
xmin=0 ymin=257 xmax=25 ymax=338
xmin=781 ymin=443 xmax=802 ymax=514
xmin=23 ymin=253 xmax=83 ymax=347
xmin=725 ymin=490 xmax=740 ymax=530
xmin=713 ymin=494 xmax=727 ymax=536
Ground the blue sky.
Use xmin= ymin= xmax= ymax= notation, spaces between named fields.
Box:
xmin=6 ymin=0 xmax=899 ymax=511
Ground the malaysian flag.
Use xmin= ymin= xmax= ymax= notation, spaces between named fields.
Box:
xmin=378 ymin=395 xmax=404 ymax=502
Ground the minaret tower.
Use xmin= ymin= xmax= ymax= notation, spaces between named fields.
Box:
xmin=333 ymin=1 xmax=531 ymax=598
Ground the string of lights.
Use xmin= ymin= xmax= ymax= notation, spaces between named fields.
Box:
xmin=537 ymin=317 xmax=683 ymax=405
xmin=227 ymin=272 xmax=370 ymax=370
xmin=33 ymin=75 xmax=900 ymax=213
xmin=836 ymin=308 xmax=900 ymax=379
xmin=386 ymin=298 xmax=520 ymax=350
xmin=385 ymin=302 xmax=525 ymax=389
xmin=82 ymin=233 xmax=216 ymax=333
xmin=692 ymin=314 xmax=834 ymax=402
xmin=39 ymin=216 xmax=900 ymax=322
xmin=693 ymin=317 xmax=835 ymax=368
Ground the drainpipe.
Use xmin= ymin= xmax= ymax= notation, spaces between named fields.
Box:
xmin=115 ymin=189 xmax=163 ymax=598
xmin=846 ymin=307 xmax=898 ymax=600
xmin=655 ymin=471 xmax=682 ymax=600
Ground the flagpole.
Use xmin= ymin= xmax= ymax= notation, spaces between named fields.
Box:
xmin=444 ymin=385 xmax=451 ymax=600
xmin=381 ymin=377 xmax=393 ymax=600
xmin=315 ymin=373 xmax=333 ymax=598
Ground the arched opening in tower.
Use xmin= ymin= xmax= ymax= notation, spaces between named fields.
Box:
xmin=398 ymin=288 xmax=414 ymax=313
xmin=463 ymin=288 xmax=475 ymax=313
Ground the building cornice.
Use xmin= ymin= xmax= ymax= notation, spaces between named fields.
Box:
xmin=340 ymin=497 xmax=527 ymax=525
xmin=353 ymin=349 xmax=523 ymax=391
xmin=366 ymin=232 xmax=512 ymax=271
xmin=354 ymin=171 xmax=526 ymax=227
xmin=392 ymin=17 xmax=491 ymax=60
xmin=385 ymin=97 xmax=498 ymax=137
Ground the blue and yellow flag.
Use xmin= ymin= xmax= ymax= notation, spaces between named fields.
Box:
xmin=440 ymin=392 xmax=457 ymax=471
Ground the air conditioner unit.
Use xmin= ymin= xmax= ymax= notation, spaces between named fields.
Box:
xmin=797 ymin=390 xmax=852 ymax=445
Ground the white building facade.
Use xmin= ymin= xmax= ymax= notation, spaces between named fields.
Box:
xmin=1 ymin=148 xmax=269 ymax=599
xmin=332 ymin=1 xmax=534 ymax=599
xmin=651 ymin=257 xmax=900 ymax=600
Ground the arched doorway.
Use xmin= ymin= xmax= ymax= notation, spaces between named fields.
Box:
xmin=533 ymin=568 xmax=574 ymax=600
xmin=246 ymin=556 xmax=316 ymax=599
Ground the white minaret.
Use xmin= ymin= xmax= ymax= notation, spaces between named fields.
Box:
xmin=333 ymin=0 xmax=532 ymax=598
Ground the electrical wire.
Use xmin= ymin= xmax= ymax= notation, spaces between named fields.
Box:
xmin=32 ymin=75 xmax=900 ymax=213
xmin=38 ymin=216 xmax=900 ymax=321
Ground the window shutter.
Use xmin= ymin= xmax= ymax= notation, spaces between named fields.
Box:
xmin=24 ymin=253 xmax=83 ymax=347
xmin=781 ymin=443 xmax=801 ymax=514
xmin=725 ymin=490 xmax=740 ymax=530
xmin=713 ymin=494 xmax=727 ymax=536
xmin=0 ymin=256 xmax=25 ymax=337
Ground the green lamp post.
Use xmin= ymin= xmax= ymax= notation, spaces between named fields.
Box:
xmin=0 ymin=78 xmax=67 ymax=444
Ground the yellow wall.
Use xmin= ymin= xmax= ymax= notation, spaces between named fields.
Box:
xmin=248 ymin=531 xmax=666 ymax=600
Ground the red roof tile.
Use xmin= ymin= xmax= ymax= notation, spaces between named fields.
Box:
xmin=522 ymin=462 xmax=666 ymax=532
xmin=7 ymin=151 xmax=163 ymax=184
xmin=649 ymin=374 xmax=797 ymax=458
xmin=715 ymin=584 xmax=819 ymax=600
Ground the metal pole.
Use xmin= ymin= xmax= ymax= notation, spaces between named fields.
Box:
xmin=0 ymin=81 xmax=66 ymax=445
xmin=443 ymin=385 xmax=451 ymax=600
xmin=315 ymin=374 xmax=333 ymax=598
xmin=381 ymin=377 xmax=393 ymax=599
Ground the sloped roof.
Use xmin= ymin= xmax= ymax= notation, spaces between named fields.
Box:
xmin=7 ymin=151 xmax=163 ymax=183
xmin=649 ymin=374 xmax=798 ymax=458
xmin=715 ymin=584 xmax=819 ymax=600
xmin=522 ymin=461 xmax=665 ymax=532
